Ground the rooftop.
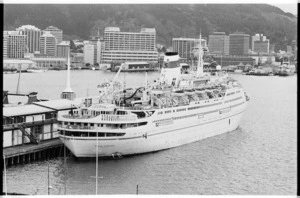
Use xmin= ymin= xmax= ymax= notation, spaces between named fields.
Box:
xmin=33 ymin=99 xmax=82 ymax=111
xmin=16 ymin=25 xmax=41 ymax=31
xmin=4 ymin=59 xmax=35 ymax=64
xmin=41 ymin=31 xmax=55 ymax=37
xmin=3 ymin=104 xmax=54 ymax=117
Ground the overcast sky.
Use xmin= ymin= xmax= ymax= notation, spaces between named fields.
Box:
xmin=271 ymin=4 xmax=297 ymax=15
xmin=4 ymin=0 xmax=298 ymax=16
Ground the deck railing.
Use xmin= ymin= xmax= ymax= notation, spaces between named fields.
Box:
xmin=100 ymin=114 xmax=137 ymax=121
xmin=57 ymin=124 xmax=95 ymax=130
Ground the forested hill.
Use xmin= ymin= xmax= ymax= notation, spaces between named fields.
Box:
xmin=4 ymin=4 xmax=297 ymax=51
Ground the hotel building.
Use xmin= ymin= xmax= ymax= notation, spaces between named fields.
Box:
xmin=102 ymin=27 xmax=158 ymax=63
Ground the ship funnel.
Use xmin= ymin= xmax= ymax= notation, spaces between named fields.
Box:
xmin=160 ymin=52 xmax=181 ymax=86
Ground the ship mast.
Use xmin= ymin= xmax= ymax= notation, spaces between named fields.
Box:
xmin=196 ymin=30 xmax=204 ymax=76
xmin=61 ymin=51 xmax=76 ymax=100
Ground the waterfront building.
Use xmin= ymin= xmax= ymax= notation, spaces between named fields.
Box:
xmin=40 ymin=31 xmax=57 ymax=56
xmin=3 ymin=99 xmax=80 ymax=148
xmin=229 ymin=32 xmax=250 ymax=56
xmin=71 ymin=53 xmax=84 ymax=68
xmin=208 ymin=32 xmax=229 ymax=55
xmin=57 ymin=41 xmax=70 ymax=58
xmin=3 ymin=59 xmax=36 ymax=71
xmin=4 ymin=31 xmax=27 ymax=59
xmin=250 ymin=55 xmax=275 ymax=65
xmin=102 ymin=27 xmax=158 ymax=63
xmin=84 ymin=44 xmax=95 ymax=65
xmin=16 ymin=25 xmax=41 ymax=53
xmin=30 ymin=54 xmax=67 ymax=68
xmin=252 ymin=34 xmax=269 ymax=54
xmin=44 ymin=26 xmax=63 ymax=44
xmin=212 ymin=54 xmax=255 ymax=66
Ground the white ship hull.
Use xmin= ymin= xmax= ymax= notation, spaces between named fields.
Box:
xmin=59 ymin=100 xmax=246 ymax=158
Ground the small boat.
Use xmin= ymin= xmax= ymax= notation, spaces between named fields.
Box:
xmin=27 ymin=68 xmax=48 ymax=73
xmin=3 ymin=68 xmax=17 ymax=74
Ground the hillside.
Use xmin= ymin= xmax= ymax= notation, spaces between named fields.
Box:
xmin=3 ymin=4 xmax=297 ymax=51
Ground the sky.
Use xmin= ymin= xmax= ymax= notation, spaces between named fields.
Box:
xmin=271 ymin=3 xmax=298 ymax=15
xmin=3 ymin=0 xmax=298 ymax=15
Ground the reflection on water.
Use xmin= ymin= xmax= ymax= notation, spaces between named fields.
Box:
xmin=4 ymin=72 xmax=297 ymax=195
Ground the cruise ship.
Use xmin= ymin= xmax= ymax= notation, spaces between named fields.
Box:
xmin=57 ymin=36 xmax=250 ymax=158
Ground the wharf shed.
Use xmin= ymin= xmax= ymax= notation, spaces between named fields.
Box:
xmin=3 ymin=99 xmax=81 ymax=148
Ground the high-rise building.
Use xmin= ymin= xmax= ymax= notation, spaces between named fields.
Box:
xmin=3 ymin=32 xmax=8 ymax=58
xmin=229 ymin=32 xmax=250 ymax=55
xmin=252 ymin=33 xmax=269 ymax=54
xmin=172 ymin=38 xmax=198 ymax=59
xmin=102 ymin=27 xmax=158 ymax=63
xmin=84 ymin=44 xmax=94 ymax=65
xmin=57 ymin=41 xmax=70 ymax=58
xmin=44 ymin=26 xmax=63 ymax=45
xmin=40 ymin=32 xmax=57 ymax=56
xmin=4 ymin=31 xmax=26 ymax=59
xmin=16 ymin=25 xmax=41 ymax=53
xmin=208 ymin=32 xmax=229 ymax=55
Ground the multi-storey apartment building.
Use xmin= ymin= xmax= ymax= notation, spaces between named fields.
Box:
xmin=4 ymin=31 xmax=26 ymax=59
xmin=229 ymin=32 xmax=250 ymax=56
xmin=102 ymin=27 xmax=158 ymax=63
xmin=16 ymin=25 xmax=41 ymax=53
xmin=57 ymin=41 xmax=70 ymax=58
xmin=208 ymin=32 xmax=229 ymax=55
xmin=172 ymin=38 xmax=199 ymax=60
xmin=40 ymin=32 xmax=57 ymax=56
xmin=252 ymin=33 xmax=269 ymax=54
xmin=44 ymin=26 xmax=63 ymax=45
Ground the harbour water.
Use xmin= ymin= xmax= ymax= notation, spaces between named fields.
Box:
xmin=3 ymin=71 xmax=297 ymax=195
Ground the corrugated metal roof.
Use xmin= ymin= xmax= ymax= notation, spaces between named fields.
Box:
xmin=3 ymin=104 xmax=54 ymax=117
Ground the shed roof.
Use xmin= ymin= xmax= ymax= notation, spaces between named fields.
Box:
xmin=3 ymin=104 xmax=54 ymax=117
xmin=33 ymin=99 xmax=82 ymax=110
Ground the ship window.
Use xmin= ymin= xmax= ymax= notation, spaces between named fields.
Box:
xmin=84 ymin=123 xmax=88 ymax=126
xmin=90 ymin=123 xmax=94 ymax=126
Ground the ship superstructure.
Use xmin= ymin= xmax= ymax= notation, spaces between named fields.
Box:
xmin=58 ymin=34 xmax=250 ymax=158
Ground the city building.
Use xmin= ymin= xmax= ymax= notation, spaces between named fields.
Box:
xmin=4 ymin=31 xmax=26 ymax=59
xmin=57 ymin=41 xmax=70 ymax=58
xmin=252 ymin=33 xmax=269 ymax=54
xmin=102 ymin=27 xmax=158 ymax=63
xmin=44 ymin=26 xmax=63 ymax=44
xmin=16 ymin=25 xmax=41 ymax=53
xmin=172 ymin=38 xmax=198 ymax=60
xmin=71 ymin=53 xmax=84 ymax=68
xmin=208 ymin=32 xmax=229 ymax=55
xmin=229 ymin=32 xmax=250 ymax=56
xmin=250 ymin=55 xmax=275 ymax=65
xmin=40 ymin=32 xmax=57 ymax=56
xmin=3 ymin=59 xmax=36 ymax=71
xmin=30 ymin=54 xmax=67 ymax=68
xmin=3 ymin=31 xmax=8 ymax=58
xmin=212 ymin=54 xmax=255 ymax=66
xmin=84 ymin=44 xmax=94 ymax=65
